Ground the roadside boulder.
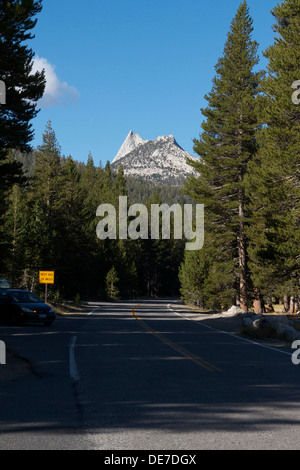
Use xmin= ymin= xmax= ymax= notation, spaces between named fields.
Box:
xmin=251 ymin=315 xmax=300 ymax=342
xmin=242 ymin=317 xmax=255 ymax=328
xmin=225 ymin=305 xmax=246 ymax=316
xmin=252 ymin=315 xmax=289 ymax=330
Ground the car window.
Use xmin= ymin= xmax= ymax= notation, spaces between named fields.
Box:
xmin=9 ymin=291 xmax=43 ymax=304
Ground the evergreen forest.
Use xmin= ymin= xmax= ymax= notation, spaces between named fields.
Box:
xmin=0 ymin=0 xmax=299 ymax=313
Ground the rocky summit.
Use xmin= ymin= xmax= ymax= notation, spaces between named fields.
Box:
xmin=111 ymin=130 xmax=197 ymax=186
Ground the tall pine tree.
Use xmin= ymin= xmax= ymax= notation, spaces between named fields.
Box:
xmin=183 ymin=1 xmax=262 ymax=311
xmin=29 ymin=121 xmax=62 ymax=276
xmin=245 ymin=0 xmax=300 ymax=312
xmin=0 ymin=0 xmax=45 ymax=158
xmin=0 ymin=0 xmax=45 ymax=272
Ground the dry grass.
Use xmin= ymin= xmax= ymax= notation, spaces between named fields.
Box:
xmin=184 ymin=304 xmax=220 ymax=315
xmin=50 ymin=302 xmax=88 ymax=315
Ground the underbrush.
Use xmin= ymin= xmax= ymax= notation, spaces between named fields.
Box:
xmin=50 ymin=302 xmax=88 ymax=315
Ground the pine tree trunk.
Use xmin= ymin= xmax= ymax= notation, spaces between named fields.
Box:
xmin=253 ymin=287 xmax=262 ymax=314
xmin=284 ymin=295 xmax=289 ymax=313
xmin=110 ymin=280 xmax=114 ymax=299
xmin=238 ymin=188 xmax=247 ymax=312
xmin=9 ymin=191 xmax=18 ymax=288
xmin=295 ymin=296 xmax=299 ymax=313
xmin=289 ymin=295 xmax=295 ymax=314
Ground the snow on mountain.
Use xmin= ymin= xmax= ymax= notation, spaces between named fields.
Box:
xmin=113 ymin=130 xmax=148 ymax=164
xmin=111 ymin=131 xmax=197 ymax=186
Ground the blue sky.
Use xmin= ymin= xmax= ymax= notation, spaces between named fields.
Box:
xmin=30 ymin=0 xmax=277 ymax=166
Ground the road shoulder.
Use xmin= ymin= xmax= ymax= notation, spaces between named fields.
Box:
xmin=169 ymin=302 xmax=293 ymax=353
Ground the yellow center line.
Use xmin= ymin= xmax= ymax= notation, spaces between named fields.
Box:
xmin=131 ymin=306 xmax=221 ymax=373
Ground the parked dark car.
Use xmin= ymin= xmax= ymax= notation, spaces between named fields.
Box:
xmin=0 ymin=289 xmax=56 ymax=326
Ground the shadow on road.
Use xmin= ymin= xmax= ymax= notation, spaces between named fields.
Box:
xmin=0 ymin=299 xmax=300 ymax=441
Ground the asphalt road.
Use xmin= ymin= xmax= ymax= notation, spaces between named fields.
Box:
xmin=0 ymin=298 xmax=300 ymax=450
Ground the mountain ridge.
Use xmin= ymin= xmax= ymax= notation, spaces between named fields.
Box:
xmin=113 ymin=130 xmax=148 ymax=164
xmin=111 ymin=131 xmax=197 ymax=186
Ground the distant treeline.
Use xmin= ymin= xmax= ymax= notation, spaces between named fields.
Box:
xmin=1 ymin=124 xmax=186 ymax=301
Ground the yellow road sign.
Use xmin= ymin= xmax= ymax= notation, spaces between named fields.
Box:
xmin=39 ymin=271 xmax=55 ymax=285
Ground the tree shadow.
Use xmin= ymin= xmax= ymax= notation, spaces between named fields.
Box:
xmin=0 ymin=299 xmax=300 ymax=445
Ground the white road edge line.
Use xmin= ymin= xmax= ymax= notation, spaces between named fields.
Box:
xmin=88 ymin=306 xmax=102 ymax=316
xmin=69 ymin=307 xmax=101 ymax=381
xmin=69 ymin=335 xmax=80 ymax=382
xmin=167 ymin=304 xmax=293 ymax=357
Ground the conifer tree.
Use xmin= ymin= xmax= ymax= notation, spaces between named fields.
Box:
xmin=102 ymin=161 xmax=114 ymax=203
xmin=183 ymin=1 xmax=261 ymax=311
xmin=115 ymin=164 xmax=127 ymax=198
xmin=2 ymin=184 xmax=27 ymax=285
xmin=27 ymin=121 xmax=63 ymax=276
xmin=81 ymin=153 xmax=103 ymax=233
xmin=179 ymin=250 xmax=209 ymax=308
xmin=54 ymin=157 xmax=88 ymax=298
xmin=0 ymin=0 xmax=45 ymax=159
xmin=106 ymin=266 xmax=120 ymax=301
xmin=0 ymin=0 xmax=45 ymax=268
xmin=245 ymin=0 xmax=300 ymax=311
xmin=33 ymin=121 xmax=62 ymax=209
